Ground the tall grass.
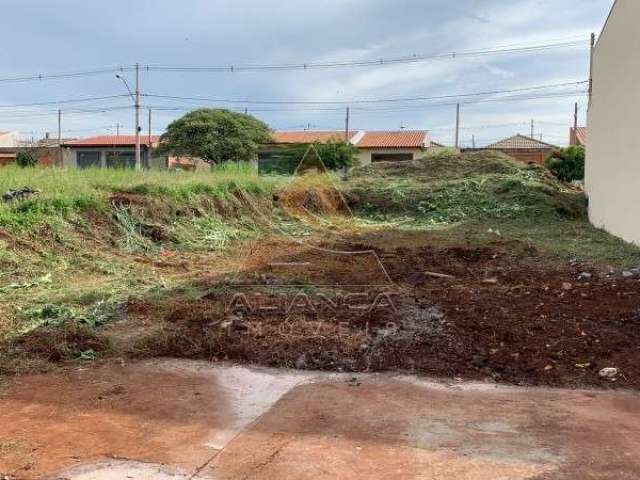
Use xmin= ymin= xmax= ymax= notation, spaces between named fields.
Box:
xmin=0 ymin=163 xmax=279 ymax=228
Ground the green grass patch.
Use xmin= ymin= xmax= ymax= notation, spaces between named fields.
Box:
xmin=0 ymin=163 xmax=279 ymax=228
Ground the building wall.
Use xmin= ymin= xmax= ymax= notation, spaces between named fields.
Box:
xmin=357 ymin=148 xmax=421 ymax=166
xmin=62 ymin=147 xmax=167 ymax=169
xmin=493 ymin=148 xmax=553 ymax=165
xmin=0 ymin=131 xmax=19 ymax=148
xmin=586 ymin=0 xmax=640 ymax=245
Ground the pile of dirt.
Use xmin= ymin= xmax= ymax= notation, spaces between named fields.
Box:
xmin=275 ymin=183 xmax=350 ymax=217
xmin=15 ymin=321 xmax=112 ymax=362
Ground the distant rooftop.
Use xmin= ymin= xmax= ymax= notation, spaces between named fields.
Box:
xmin=486 ymin=134 xmax=558 ymax=150
xmin=571 ymin=126 xmax=587 ymax=146
xmin=356 ymin=131 xmax=429 ymax=149
xmin=271 ymin=131 xmax=354 ymax=144
xmin=64 ymin=135 xmax=161 ymax=147
xmin=271 ymin=130 xmax=429 ymax=149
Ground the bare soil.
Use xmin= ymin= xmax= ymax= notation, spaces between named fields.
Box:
xmin=129 ymin=230 xmax=640 ymax=390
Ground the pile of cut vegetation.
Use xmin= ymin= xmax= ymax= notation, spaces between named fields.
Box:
xmin=345 ymin=150 xmax=585 ymax=224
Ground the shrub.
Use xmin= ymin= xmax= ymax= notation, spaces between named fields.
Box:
xmin=314 ymin=139 xmax=359 ymax=170
xmin=15 ymin=150 xmax=38 ymax=168
xmin=258 ymin=140 xmax=358 ymax=175
xmin=546 ymin=146 xmax=585 ymax=182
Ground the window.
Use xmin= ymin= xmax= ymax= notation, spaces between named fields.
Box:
xmin=77 ymin=152 xmax=101 ymax=169
xmin=371 ymin=153 xmax=414 ymax=162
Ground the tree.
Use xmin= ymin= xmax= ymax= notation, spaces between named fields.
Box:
xmin=313 ymin=139 xmax=359 ymax=170
xmin=16 ymin=150 xmax=38 ymax=168
xmin=545 ymin=146 xmax=585 ymax=182
xmin=157 ymin=109 xmax=272 ymax=164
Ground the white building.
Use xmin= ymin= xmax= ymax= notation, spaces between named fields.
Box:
xmin=269 ymin=130 xmax=433 ymax=166
xmin=586 ymin=0 xmax=640 ymax=245
xmin=0 ymin=131 xmax=19 ymax=147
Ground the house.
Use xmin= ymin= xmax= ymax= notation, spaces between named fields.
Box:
xmin=483 ymin=134 xmax=558 ymax=165
xmin=570 ymin=127 xmax=587 ymax=147
xmin=0 ymin=131 xmax=73 ymax=167
xmin=266 ymin=129 xmax=431 ymax=166
xmin=0 ymin=131 xmax=20 ymax=165
xmin=0 ymin=131 xmax=19 ymax=148
xmin=271 ymin=131 xmax=357 ymax=145
xmin=586 ymin=0 xmax=640 ymax=245
xmin=62 ymin=135 xmax=165 ymax=169
xmin=351 ymin=131 xmax=430 ymax=165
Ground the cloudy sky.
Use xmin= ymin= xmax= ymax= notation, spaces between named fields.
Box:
xmin=0 ymin=0 xmax=613 ymax=146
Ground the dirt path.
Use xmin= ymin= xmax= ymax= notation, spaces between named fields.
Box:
xmin=1 ymin=359 xmax=640 ymax=479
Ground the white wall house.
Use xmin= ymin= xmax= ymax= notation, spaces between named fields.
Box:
xmin=586 ymin=0 xmax=640 ymax=245
xmin=269 ymin=130 xmax=432 ymax=166
xmin=62 ymin=135 xmax=166 ymax=169
xmin=0 ymin=131 xmax=19 ymax=147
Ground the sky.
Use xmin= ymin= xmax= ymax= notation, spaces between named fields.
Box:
xmin=0 ymin=0 xmax=614 ymax=147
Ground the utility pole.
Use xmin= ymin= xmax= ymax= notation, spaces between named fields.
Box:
xmin=589 ymin=32 xmax=596 ymax=108
xmin=345 ymin=106 xmax=350 ymax=141
xmin=572 ymin=102 xmax=579 ymax=145
xmin=530 ymin=119 xmax=535 ymax=139
xmin=57 ymin=109 xmax=62 ymax=167
xmin=454 ymin=103 xmax=460 ymax=149
xmin=147 ymin=108 xmax=153 ymax=169
xmin=116 ymin=122 xmax=120 ymax=136
xmin=135 ymin=62 xmax=141 ymax=170
xmin=472 ymin=134 xmax=476 ymax=149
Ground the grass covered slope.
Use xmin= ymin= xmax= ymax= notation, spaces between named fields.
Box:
xmin=345 ymin=151 xmax=640 ymax=265
xmin=1 ymin=152 xmax=639 ymax=377
xmin=0 ymin=163 xmax=275 ymax=229
xmin=0 ymin=163 xmax=282 ymax=368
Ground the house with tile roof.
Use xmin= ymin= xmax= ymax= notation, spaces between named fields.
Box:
xmin=266 ymin=129 xmax=432 ymax=166
xmin=62 ymin=135 xmax=164 ymax=169
xmin=483 ymin=134 xmax=558 ymax=165
xmin=570 ymin=127 xmax=587 ymax=147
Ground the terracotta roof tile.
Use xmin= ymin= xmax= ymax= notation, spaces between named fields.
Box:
xmin=63 ymin=135 xmax=160 ymax=147
xmin=355 ymin=131 xmax=429 ymax=149
xmin=272 ymin=131 xmax=353 ymax=144
xmin=571 ymin=127 xmax=587 ymax=146
xmin=486 ymin=134 xmax=557 ymax=150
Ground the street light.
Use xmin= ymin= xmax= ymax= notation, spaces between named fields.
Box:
xmin=114 ymin=64 xmax=141 ymax=169
xmin=115 ymin=74 xmax=134 ymax=102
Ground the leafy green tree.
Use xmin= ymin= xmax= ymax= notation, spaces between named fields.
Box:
xmin=314 ymin=139 xmax=359 ymax=170
xmin=157 ymin=109 xmax=272 ymax=164
xmin=16 ymin=150 xmax=38 ymax=168
xmin=545 ymin=146 xmax=585 ymax=182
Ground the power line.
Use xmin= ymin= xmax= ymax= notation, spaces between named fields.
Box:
xmin=145 ymin=39 xmax=588 ymax=73
xmin=0 ymin=105 xmax=133 ymax=119
xmin=142 ymin=80 xmax=587 ymax=107
xmin=0 ymin=66 xmax=134 ymax=84
xmin=0 ymin=94 xmax=130 ymax=109
xmin=142 ymin=90 xmax=587 ymax=114
xmin=0 ymin=36 xmax=590 ymax=86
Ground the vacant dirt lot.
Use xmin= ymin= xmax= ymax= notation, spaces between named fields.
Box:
xmin=120 ymin=229 xmax=640 ymax=390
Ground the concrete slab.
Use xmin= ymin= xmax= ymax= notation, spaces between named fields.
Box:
xmin=1 ymin=360 xmax=639 ymax=479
